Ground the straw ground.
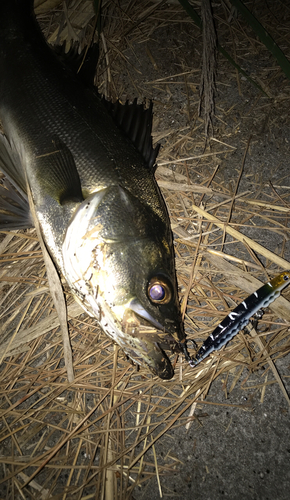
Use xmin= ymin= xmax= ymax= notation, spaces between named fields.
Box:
xmin=0 ymin=1 xmax=290 ymax=498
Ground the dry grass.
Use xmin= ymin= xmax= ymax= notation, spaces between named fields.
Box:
xmin=1 ymin=0 xmax=290 ymax=497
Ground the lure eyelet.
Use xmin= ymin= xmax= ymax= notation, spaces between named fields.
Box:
xmin=148 ymin=276 xmax=172 ymax=304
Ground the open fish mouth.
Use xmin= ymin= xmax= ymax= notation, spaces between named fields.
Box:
xmin=100 ymin=302 xmax=176 ymax=380
xmin=69 ymin=287 xmax=177 ymax=379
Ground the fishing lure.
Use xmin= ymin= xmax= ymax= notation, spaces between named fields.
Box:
xmin=190 ymin=271 xmax=290 ymax=366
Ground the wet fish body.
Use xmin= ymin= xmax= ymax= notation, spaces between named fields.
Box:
xmin=0 ymin=0 xmax=188 ymax=378
xmin=192 ymin=271 xmax=290 ymax=366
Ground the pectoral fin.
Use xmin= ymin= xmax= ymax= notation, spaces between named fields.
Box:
xmin=34 ymin=137 xmax=83 ymax=205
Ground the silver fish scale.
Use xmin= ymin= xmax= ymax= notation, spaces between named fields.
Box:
xmin=0 ymin=14 xmax=164 ymax=220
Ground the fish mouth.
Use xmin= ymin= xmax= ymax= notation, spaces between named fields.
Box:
xmin=129 ymin=298 xmax=187 ymax=354
xmin=125 ymin=298 xmax=190 ymax=378
xmin=99 ymin=298 xmax=176 ymax=380
xmin=129 ymin=298 xmax=165 ymax=331
xmin=129 ymin=299 xmax=191 ymax=362
xmin=69 ymin=288 xmax=176 ymax=379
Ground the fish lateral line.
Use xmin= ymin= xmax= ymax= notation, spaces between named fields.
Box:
xmin=188 ymin=271 xmax=290 ymax=367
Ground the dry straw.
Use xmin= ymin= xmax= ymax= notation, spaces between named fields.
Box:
xmin=0 ymin=0 xmax=290 ymax=497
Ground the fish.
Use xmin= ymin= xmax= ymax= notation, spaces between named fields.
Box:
xmin=190 ymin=271 xmax=290 ymax=366
xmin=0 ymin=0 xmax=190 ymax=379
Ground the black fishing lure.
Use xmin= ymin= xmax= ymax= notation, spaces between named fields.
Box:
xmin=190 ymin=271 xmax=290 ymax=366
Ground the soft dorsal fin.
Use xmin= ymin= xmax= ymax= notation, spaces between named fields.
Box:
xmin=53 ymin=42 xmax=99 ymax=87
xmin=103 ymin=98 xmax=160 ymax=171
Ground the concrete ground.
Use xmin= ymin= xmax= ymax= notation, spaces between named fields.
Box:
xmin=134 ymin=354 xmax=290 ymax=500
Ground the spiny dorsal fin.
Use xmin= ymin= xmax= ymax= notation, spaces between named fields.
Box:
xmin=103 ymin=98 xmax=160 ymax=171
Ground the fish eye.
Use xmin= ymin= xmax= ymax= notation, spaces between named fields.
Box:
xmin=148 ymin=276 xmax=172 ymax=304
xmin=283 ymin=274 xmax=289 ymax=281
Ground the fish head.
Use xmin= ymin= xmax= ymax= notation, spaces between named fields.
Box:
xmin=62 ymin=185 xmax=185 ymax=379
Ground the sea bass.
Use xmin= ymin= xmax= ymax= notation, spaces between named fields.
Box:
xmin=0 ymin=0 xmax=189 ymax=378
